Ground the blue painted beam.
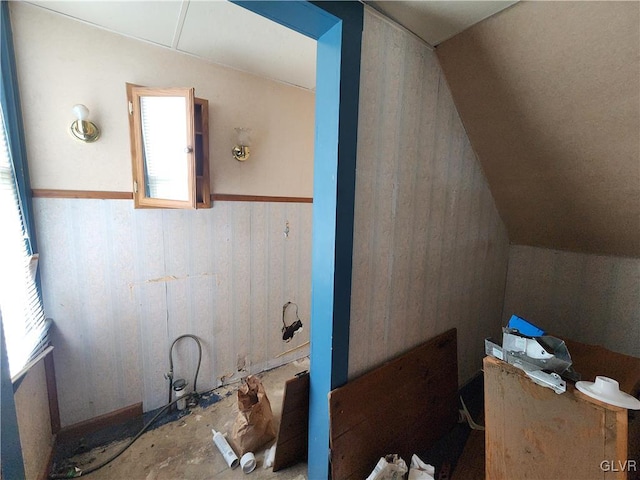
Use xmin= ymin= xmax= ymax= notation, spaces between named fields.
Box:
xmin=313 ymin=1 xmax=363 ymax=391
xmin=212 ymin=2 xmax=363 ymax=478
xmin=231 ymin=1 xmax=339 ymax=40
xmin=308 ymin=5 xmax=363 ymax=476
xmin=309 ymin=20 xmax=342 ymax=478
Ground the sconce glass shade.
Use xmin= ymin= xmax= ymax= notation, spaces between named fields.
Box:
xmin=233 ymin=127 xmax=251 ymax=161
xmin=236 ymin=128 xmax=251 ymax=147
xmin=70 ymin=104 xmax=100 ymax=143
xmin=73 ymin=104 xmax=89 ymax=121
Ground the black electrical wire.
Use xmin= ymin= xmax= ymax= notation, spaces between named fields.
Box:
xmin=167 ymin=334 xmax=202 ymax=405
xmin=281 ymin=301 xmax=299 ymax=330
xmin=282 ymin=302 xmax=303 ymax=342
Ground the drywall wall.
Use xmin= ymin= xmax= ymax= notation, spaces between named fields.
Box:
xmin=349 ymin=9 xmax=510 ymax=384
xmin=437 ymin=1 xmax=640 ymax=258
xmin=35 ymin=198 xmax=311 ymax=427
xmin=503 ymin=245 xmax=640 ymax=358
xmin=9 ymin=2 xmax=314 ymax=197
xmin=14 ymin=361 xmax=54 ymax=480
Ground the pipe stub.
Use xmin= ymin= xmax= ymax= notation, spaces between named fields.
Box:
xmin=172 ymin=378 xmax=187 ymax=391
xmin=241 ymin=452 xmax=256 ymax=473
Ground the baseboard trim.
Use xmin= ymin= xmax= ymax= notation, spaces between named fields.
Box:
xmin=56 ymin=403 xmax=143 ymax=444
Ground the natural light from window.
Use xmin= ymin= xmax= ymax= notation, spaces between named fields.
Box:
xmin=0 ymin=107 xmax=46 ymax=377
xmin=140 ymin=95 xmax=189 ymax=201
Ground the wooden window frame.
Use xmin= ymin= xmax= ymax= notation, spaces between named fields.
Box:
xmin=126 ymin=83 xmax=210 ymax=209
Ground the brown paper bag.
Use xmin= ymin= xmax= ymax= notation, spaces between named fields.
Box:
xmin=230 ymin=375 xmax=277 ymax=455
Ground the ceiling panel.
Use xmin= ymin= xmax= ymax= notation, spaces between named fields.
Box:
xmin=368 ymin=0 xmax=517 ymax=46
xmin=28 ymin=1 xmax=182 ymax=47
xmin=24 ymin=0 xmax=516 ymax=91
xmin=177 ymin=1 xmax=316 ymax=90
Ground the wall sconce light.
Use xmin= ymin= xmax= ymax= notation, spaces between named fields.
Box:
xmin=232 ymin=127 xmax=251 ymax=161
xmin=70 ymin=104 xmax=100 ymax=143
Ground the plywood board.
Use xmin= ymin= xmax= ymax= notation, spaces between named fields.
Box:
xmin=329 ymin=328 xmax=458 ymax=480
xmin=273 ymin=371 xmax=310 ymax=471
xmin=451 ymin=429 xmax=485 ymax=480
xmin=484 ymin=356 xmax=628 ymax=480
xmin=452 ymin=403 xmax=485 ymax=480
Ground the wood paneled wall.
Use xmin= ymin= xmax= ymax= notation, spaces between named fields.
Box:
xmin=349 ymin=9 xmax=510 ymax=383
xmin=34 ymin=198 xmax=311 ymax=427
xmin=14 ymin=361 xmax=54 ymax=480
xmin=503 ymin=245 xmax=640 ymax=358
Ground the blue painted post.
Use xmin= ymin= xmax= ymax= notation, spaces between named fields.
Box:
xmin=309 ymin=20 xmax=343 ymax=478
xmin=214 ymin=2 xmax=363 ymax=478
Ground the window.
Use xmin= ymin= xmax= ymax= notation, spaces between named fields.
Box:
xmin=0 ymin=104 xmax=48 ymax=379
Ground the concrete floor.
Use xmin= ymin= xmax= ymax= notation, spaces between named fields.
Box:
xmin=61 ymin=358 xmax=310 ymax=480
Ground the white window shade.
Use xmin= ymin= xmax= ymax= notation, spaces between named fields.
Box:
xmin=140 ymin=95 xmax=190 ymax=201
xmin=0 ymin=108 xmax=48 ymax=379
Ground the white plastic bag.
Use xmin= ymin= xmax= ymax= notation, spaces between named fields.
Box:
xmin=408 ymin=454 xmax=435 ymax=480
xmin=365 ymin=454 xmax=408 ymax=480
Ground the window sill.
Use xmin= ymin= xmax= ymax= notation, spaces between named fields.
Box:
xmin=11 ymin=344 xmax=54 ymax=386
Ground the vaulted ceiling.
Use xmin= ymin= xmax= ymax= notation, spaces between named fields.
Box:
xmin=436 ymin=1 xmax=640 ymax=258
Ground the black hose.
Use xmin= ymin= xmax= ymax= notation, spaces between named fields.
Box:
xmin=50 ymin=334 xmax=204 ymax=479
xmin=49 ymin=394 xmax=187 ymax=479
xmin=168 ymin=334 xmax=202 ymax=406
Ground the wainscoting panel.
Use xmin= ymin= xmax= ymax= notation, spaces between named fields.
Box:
xmin=349 ymin=9 xmax=510 ymax=384
xmin=34 ymin=198 xmax=312 ymax=427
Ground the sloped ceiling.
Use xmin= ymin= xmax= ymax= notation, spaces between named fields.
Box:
xmin=436 ymin=1 xmax=640 ymax=258
xmin=367 ymin=0 xmax=517 ymax=46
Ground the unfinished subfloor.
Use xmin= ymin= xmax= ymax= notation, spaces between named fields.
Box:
xmin=54 ymin=358 xmax=310 ymax=480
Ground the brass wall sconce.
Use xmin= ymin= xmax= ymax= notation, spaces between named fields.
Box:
xmin=232 ymin=127 xmax=251 ymax=161
xmin=70 ymin=104 xmax=100 ymax=143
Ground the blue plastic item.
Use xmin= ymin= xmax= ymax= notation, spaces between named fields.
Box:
xmin=507 ymin=315 xmax=546 ymax=337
